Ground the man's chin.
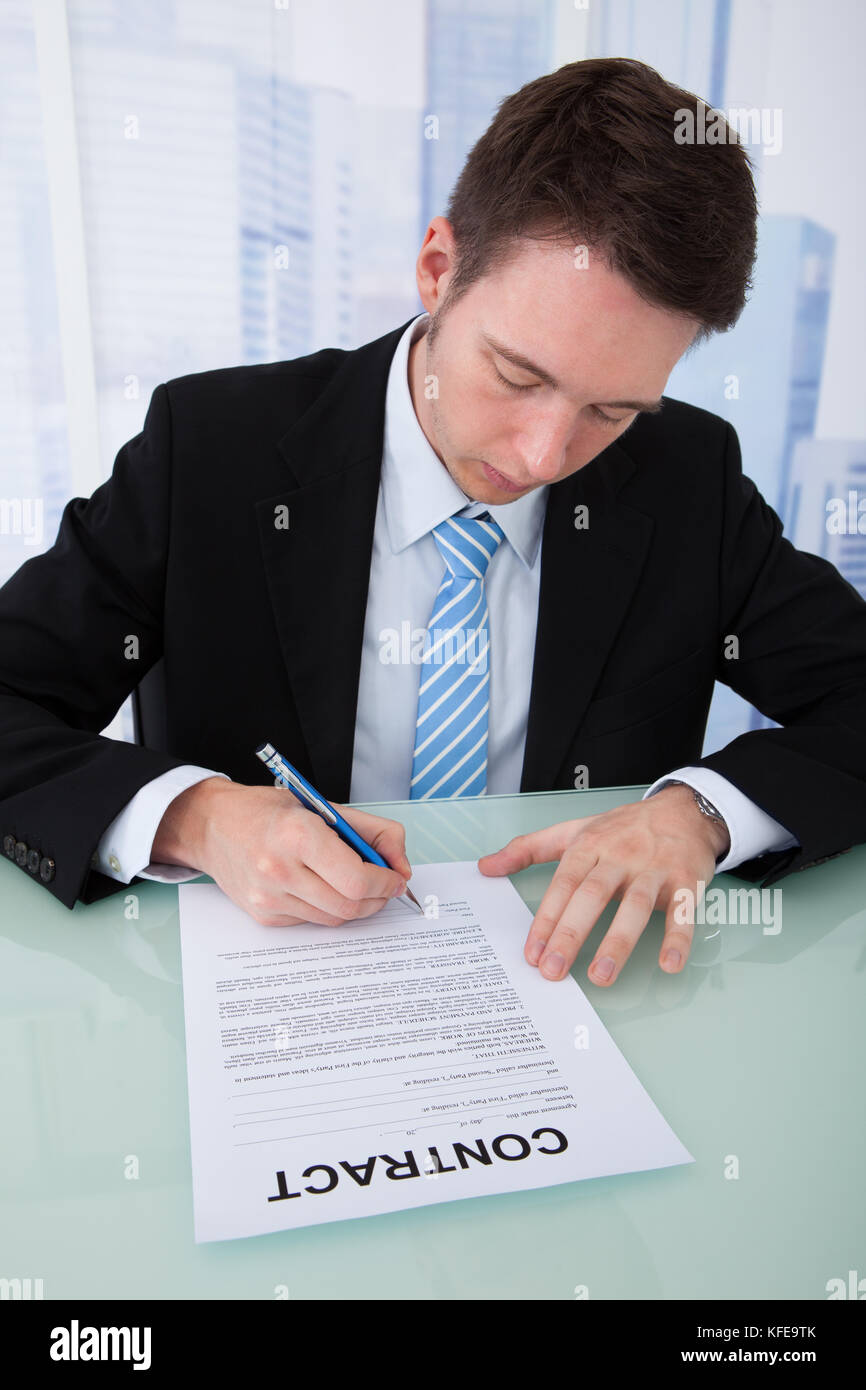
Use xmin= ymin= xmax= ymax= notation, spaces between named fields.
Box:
xmin=462 ymin=484 xmax=517 ymax=505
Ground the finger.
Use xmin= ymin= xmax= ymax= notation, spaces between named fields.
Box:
xmin=585 ymin=872 xmax=665 ymax=987
xmin=478 ymin=818 xmax=587 ymax=876
xmin=252 ymin=887 xmax=394 ymax=928
xmin=282 ymin=862 xmax=399 ymax=921
xmin=248 ymin=891 xmax=347 ymax=927
xmin=333 ymin=805 xmax=413 ymax=880
xmin=523 ymin=847 xmax=599 ymax=965
xmin=299 ymin=815 xmax=406 ymax=899
xmin=536 ymin=861 xmax=628 ymax=981
xmin=658 ymin=878 xmax=700 ymax=973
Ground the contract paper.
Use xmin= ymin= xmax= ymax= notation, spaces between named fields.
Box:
xmin=177 ymin=861 xmax=693 ymax=1243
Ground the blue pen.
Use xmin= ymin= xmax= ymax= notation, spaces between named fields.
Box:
xmin=254 ymin=742 xmax=423 ymax=915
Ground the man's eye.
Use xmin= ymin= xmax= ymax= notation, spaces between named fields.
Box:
xmin=590 ymin=405 xmax=629 ymax=426
xmin=491 ymin=364 xmax=632 ymax=425
xmin=493 ymin=365 xmax=538 ymax=392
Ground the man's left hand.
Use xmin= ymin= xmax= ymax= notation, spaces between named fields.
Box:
xmin=477 ymin=783 xmax=731 ymax=986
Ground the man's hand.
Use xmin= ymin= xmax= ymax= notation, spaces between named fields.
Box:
xmin=152 ymin=777 xmax=412 ymax=926
xmin=477 ymin=783 xmax=730 ymax=986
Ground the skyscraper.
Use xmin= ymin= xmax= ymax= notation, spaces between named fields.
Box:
xmin=420 ymin=0 xmax=555 ymax=241
xmin=785 ymin=439 xmax=866 ymax=601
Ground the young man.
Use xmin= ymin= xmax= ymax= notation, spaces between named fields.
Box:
xmin=1 ymin=59 xmax=864 ymax=989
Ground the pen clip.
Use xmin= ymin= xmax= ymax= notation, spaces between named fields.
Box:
xmin=263 ymin=751 xmax=337 ymax=825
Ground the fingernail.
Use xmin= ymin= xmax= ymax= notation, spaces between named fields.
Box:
xmin=540 ymin=951 xmax=566 ymax=979
xmin=391 ymin=881 xmax=406 ymax=897
xmin=663 ymin=949 xmax=681 ymax=970
xmin=592 ymin=955 xmax=616 ymax=982
xmin=526 ymin=938 xmax=544 ymax=965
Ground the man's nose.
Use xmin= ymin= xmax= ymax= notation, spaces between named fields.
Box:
xmin=514 ymin=420 xmax=573 ymax=482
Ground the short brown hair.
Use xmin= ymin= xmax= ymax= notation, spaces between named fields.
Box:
xmin=442 ymin=57 xmax=759 ymax=341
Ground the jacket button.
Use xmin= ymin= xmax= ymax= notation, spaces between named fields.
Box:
xmin=26 ymin=848 xmax=40 ymax=874
xmin=39 ymin=857 xmax=55 ymax=883
xmin=15 ymin=841 xmax=28 ymax=867
xmin=3 ymin=835 xmax=15 ymax=859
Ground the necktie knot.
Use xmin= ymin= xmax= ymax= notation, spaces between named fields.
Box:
xmin=430 ymin=511 xmax=505 ymax=581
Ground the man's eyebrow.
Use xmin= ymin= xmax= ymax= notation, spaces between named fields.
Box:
xmin=481 ymin=332 xmax=664 ymax=413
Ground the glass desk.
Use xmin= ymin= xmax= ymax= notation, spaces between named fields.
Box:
xmin=1 ymin=785 xmax=863 ymax=1300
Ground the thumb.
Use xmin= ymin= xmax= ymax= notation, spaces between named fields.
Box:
xmin=478 ymin=821 xmax=578 ymax=874
xmin=478 ymin=833 xmax=536 ymax=874
xmin=368 ymin=818 xmax=412 ymax=880
xmin=336 ymin=805 xmax=411 ymax=878
xmin=382 ymin=836 xmax=412 ymax=880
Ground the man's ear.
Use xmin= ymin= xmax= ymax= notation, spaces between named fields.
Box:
xmin=415 ymin=216 xmax=458 ymax=315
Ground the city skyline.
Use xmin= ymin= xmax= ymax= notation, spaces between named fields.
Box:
xmin=1 ymin=0 xmax=862 ymax=754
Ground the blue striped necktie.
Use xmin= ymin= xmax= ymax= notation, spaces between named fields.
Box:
xmin=410 ymin=510 xmax=505 ymax=799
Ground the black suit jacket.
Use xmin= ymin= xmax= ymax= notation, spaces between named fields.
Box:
xmin=2 ymin=317 xmax=865 ymax=910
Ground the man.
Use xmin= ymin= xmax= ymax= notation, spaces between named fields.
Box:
xmin=1 ymin=59 xmax=864 ymax=989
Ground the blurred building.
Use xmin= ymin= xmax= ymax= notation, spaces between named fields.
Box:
xmin=0 ymin=0 xmax=68 ymax=586
xmin=420 ymin=0 xmax=555 ymax=240
xmin=785 ymin=439 xmax=866 ymax=600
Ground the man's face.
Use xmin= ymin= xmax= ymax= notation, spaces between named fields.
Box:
xmin=408 ymin=231 xmax=699 ymax=504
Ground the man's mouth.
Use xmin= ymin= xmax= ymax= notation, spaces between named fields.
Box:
xmin=482 ymin=462 xmax=529 ymax=494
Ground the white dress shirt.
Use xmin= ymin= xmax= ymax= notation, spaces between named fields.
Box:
xmin=93 ymin=314 xmax=797 ymax=887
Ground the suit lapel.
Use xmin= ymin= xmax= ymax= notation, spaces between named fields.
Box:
xmin=256 ymin=320 xmax=656 ymax=801
xmin=519 ymin=441 xmax=654 ymax=791
xmin=256 ymin=321 xmax=412 ymax=800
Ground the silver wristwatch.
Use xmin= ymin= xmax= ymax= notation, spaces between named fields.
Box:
xmin=656 ymin=781 xmax=729 ymax=861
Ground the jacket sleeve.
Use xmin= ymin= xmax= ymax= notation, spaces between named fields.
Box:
xmin=696 ymin=421 xmax=866 ymax=885
xmin=0 ymin=383 xmax=201 ymax=909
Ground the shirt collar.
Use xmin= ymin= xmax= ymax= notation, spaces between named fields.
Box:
xmin=381 ymin=312 xmax=548 ymax=570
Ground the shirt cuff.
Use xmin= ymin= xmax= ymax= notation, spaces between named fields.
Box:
xmin=92 ymin=766 xmax=232 ymax=884
xmin=643 ymin=766 xmax=799 ymax=873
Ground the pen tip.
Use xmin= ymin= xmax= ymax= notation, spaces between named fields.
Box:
xmin=404 ymin=885 xmax=424 ymax=915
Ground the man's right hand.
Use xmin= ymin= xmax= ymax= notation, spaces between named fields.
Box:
xmin=151 ymin=777 xmax=413 ymax=926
